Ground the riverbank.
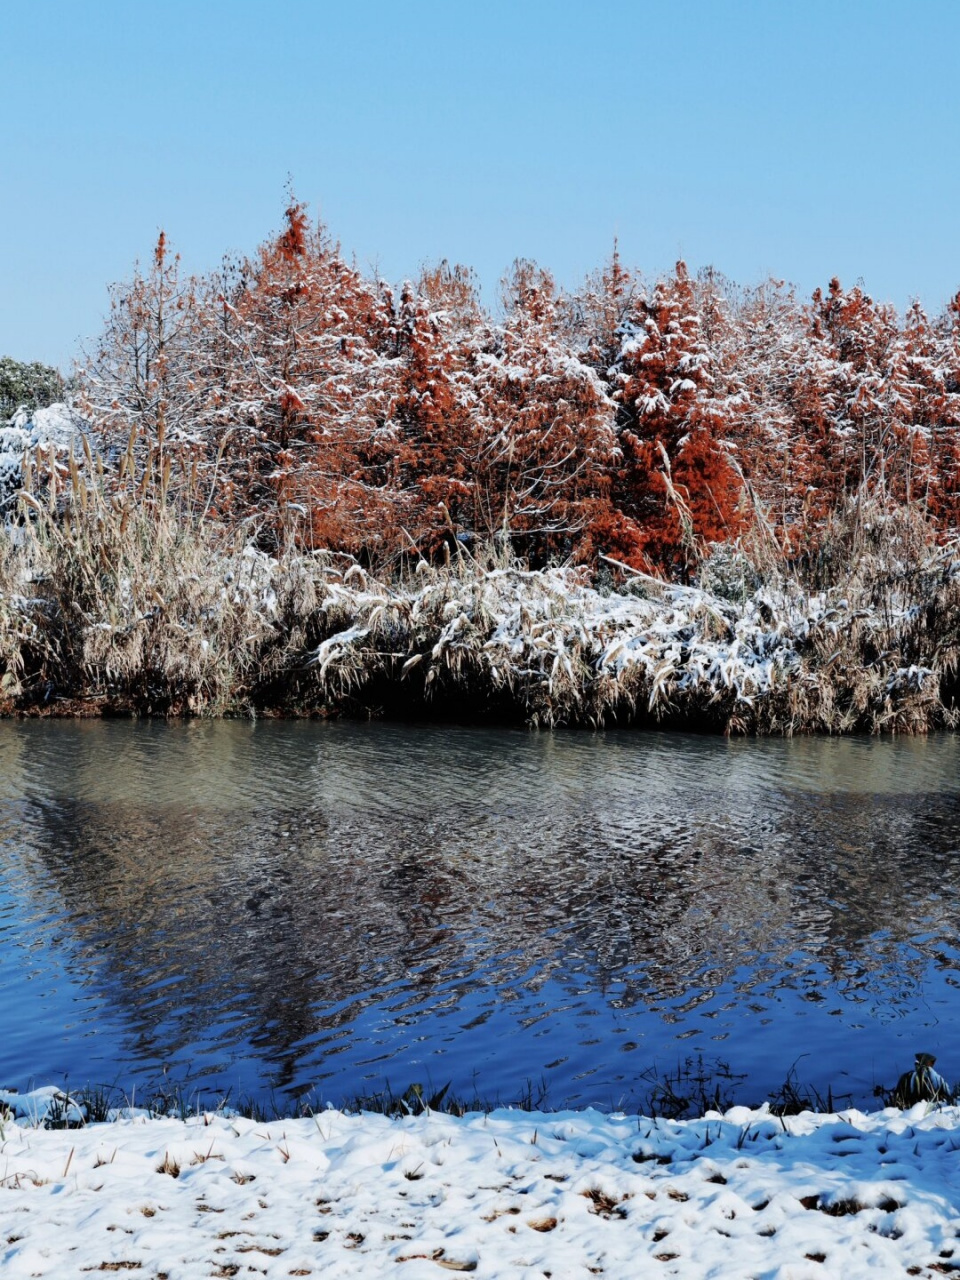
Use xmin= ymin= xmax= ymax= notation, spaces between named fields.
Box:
xmin=2 ymin=1094 xmax=959 ymax=1277
xmin=2 ymin=490 xmax=960 ymax=733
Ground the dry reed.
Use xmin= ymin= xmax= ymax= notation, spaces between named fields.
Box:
xmin=1 ymin=456 xmax=959 ymax=733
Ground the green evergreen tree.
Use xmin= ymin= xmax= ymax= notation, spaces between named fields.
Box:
xmin=0 ymin=356 xmax=64 ymax=419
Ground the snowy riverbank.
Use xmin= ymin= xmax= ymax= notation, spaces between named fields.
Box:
xmin=3 ymin=1094 xmax=960 ymax=1277
xmin=4 ymin=516 xmax=959 ymax=733
xmin=1 ymin=422 xmax=958 ymax=731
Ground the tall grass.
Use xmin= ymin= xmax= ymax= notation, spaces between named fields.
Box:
xmin=302 ymin=495 xmax=960 ymax=734
xmin=2 ymin=455 xmax=960 ymax=733
xmin=0 ymin=449 xmax=325 ymax=715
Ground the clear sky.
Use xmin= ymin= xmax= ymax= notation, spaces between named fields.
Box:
xmin=2 ymin=0 xmax=959 ymax=370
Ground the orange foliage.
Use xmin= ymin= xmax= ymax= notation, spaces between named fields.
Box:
xmin=79 ymin=201 xmax=960 ymax=577
xmin=612 ymin=262 xmax=746 ymax=573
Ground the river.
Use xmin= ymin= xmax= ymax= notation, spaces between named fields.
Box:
xmin=1 ymin=720 xmax=959 ymax=1113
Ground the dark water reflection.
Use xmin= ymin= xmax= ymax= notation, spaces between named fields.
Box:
xmin=2 ymin=721 xmax=960 ymax=1111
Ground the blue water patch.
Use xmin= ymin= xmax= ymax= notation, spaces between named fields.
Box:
xmin=1 ymin=719 xmax=959 ymax=1111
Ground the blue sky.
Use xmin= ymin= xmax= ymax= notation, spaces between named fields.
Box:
xmin=2 ymin=0 xmax=959 ymax=369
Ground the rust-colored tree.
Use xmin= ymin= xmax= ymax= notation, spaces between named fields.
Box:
xmin=468 ymin=259 xmax=621 ymax=564
xmin=194 ymin=199 xmax=399 ymax=553
xmin=611 ymin=261 xmax=746 ymax=574
xmin=77 ymin=201 xmax=960 ymax=576
xmin=923 ymin=292 xmax=960 ymax=526
xmin=383 ymin=266 xmax=485 ymax=558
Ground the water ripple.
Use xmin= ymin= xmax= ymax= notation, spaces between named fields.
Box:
xmin=1 ymin=721 xmax=960 ymax=1109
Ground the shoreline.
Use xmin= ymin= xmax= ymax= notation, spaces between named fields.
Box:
xmin=2 ymin=1095 xmax=959 ymax=1277
xmin=1 ymin=436 xmax=957 ymax=735
xmin=1 ymin=551 xmax=957 ymax=736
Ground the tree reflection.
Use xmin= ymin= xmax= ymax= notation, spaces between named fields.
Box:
xmin=3 ymin=721 xmax=960 ymax=1105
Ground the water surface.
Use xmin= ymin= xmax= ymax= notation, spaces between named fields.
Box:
xmin=1 ymin=720 xmax=959 ymax=1111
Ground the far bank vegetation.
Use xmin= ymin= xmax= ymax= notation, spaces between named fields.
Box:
xmin=3 ymin=201 xmax=960 ymax=733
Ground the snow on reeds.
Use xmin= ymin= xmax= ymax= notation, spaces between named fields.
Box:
xmin=1 ymin=475 xmax=959 ymax=732
xmin=308 ymin=544 xmax=959 ymax=733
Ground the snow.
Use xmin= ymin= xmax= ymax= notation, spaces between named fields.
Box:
xmin=9 ymin=403 xmax=86 ymax=452
xmin=306 ymin=556 xmax=946 ymax=730
xmin=0 ymin=1087 xmax=86 ymax=1128
xmin=0 ymin=403 xmax=87 ymax=514
xmin=2 ymin=1094 xmax=960 ymax=1277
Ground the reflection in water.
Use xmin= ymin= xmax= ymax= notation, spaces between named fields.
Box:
xmin=1 ymin=721 xmax=960 ymax=1110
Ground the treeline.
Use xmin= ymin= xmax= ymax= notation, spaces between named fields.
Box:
xmin=72 ymin=200 xmax=960 ymax=576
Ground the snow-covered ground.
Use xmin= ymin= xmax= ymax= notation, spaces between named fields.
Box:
xmin=2 ymin=1092 xmax=960 ymax=1278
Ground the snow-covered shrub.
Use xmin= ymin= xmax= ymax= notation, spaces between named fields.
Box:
xmin=0 ymin=355 xmax=63 ymax=419
xmin=0 ymin=403 xmax=88 ymax=517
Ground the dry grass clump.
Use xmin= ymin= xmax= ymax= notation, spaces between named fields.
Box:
xmin=721 ymin=496 xmax=960 ymax=734
xmin=0 ymin=452 xmax=325 ymax=715
xmin=310 ymin=555 xmax=603 ymax=725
